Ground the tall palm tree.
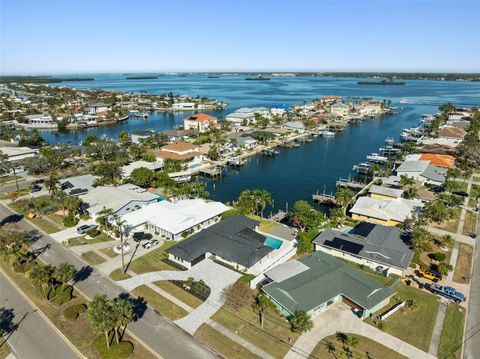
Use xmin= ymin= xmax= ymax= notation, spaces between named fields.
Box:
xmin=335 ymin=188 xmax=355 ymax=214
xmin=399 ymin=174 xmax=415 ymax=187
xmin=253 ymin=189 xmax=272 ymax=217
xmin=324 ymin=341 xmax=338 ymax=359
xmin=254 ymin=295 xmax=276 ymax=328
xmin=88 ymin=295 xmax=114 ymax=348
xmin=29 ymin=264 xmax=55 ymax=299
xmin=112 ymin=299 xmax=133 ymax=344
xmin=45 ymin=173 xmax=59 ymax=195
xmin=96 ymin=207 xmax=113 ymax=231
xmin=54 ymin=262 xmax=77 ymax=291
xmin=403 ymin=186 xmax=418 ymax=199
xmin=112 ymin=214 xmax=128 ymax=274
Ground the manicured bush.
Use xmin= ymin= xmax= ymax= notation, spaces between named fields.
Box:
xmin=431 ymin=252 xmax=446 ymax=262
xmin=50 ymin=285 xmax=74 ymax=306
xmin=12 ymin=261 xmax=36 ymax=273
xmin=63 ymin=215 xmax=78 ymax=227
xmin=63 ymin=303 xmax=87 ymax=321
xmin=86 ymin=229 xmax=101 ymax=238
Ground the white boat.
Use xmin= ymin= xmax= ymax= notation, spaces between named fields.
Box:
xmin=366 ymin=153 xmax=388 ymax=163
xmin=322 ymin=131 xmax=336 ymax=137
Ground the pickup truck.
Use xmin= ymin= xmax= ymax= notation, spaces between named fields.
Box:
xmin=429 ymin=284 xmax=466 ymax=303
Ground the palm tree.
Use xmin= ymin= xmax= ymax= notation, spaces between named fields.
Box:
xmin=290 ymin=311 xmax=313 ymax=333
xmin=54 ymin=190 xmax=68 ymax=215
xmin=336 ymin=331 xmax=348 ymax=349
xmin=112 ymin=214 xmax=128 ymax=274
xmin=45 ymin=173 xmax=59 ymax=195
xmin=440 ymin=234 xmax=454 ymax=249
xmin=96 ymin=207 xmax=113 ymax=231
xmin=403 ymin=187 xmax=418 ymax=199
xmin=253 ymin=189 xmax=272 ymax=217
xmin=65 ymin=196 xmax=83 ymax=219
xmin=335 ymin=188 xmax=355 ymax=214
xmin=399 ymin=174 xmax=415 ymax=187
xmin=29 ymin=264 xmax=55 ymax=299
xmin=112 ymin=299 xmax=133 ymax=344
xmin=254 ymin=295 xmax=276 ymax=328
xmin=88 ymin=295 xmax=114 ymax=348
xmin=347 ymin=335 xmax=359 ymax=348
xmin=54 ymin=262 xmax=77 ymax=291
xmin=324 ymin=341 xmax=338 ymax=359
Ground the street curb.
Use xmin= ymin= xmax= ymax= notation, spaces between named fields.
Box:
xmin=0 ymin=267 xmax=85 ymax=359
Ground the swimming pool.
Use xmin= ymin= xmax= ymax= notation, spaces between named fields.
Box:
xmin=190 ymin=163 xmax=202 ymax=169
xmin=264 ymin=236 xmax=283 ymax=250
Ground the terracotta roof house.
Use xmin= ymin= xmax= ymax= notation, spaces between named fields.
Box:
xmin=155 ymin=142 xmax=204 ymax=161
xmin=438 ymin=126 xmax=467 ymax=140
xmin=183 ymin=113 xmax=218 ymax=133
xmin=419 ymin=154 xmax=455 ymax=168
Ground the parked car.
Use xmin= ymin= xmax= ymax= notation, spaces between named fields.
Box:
xmin=77 ymin=224 xmax=97 ymax=235
xmin=30 ymin=185 xmax=42 ymax=193
xmin=418 ymin=268 xmax=442 ymax=282
xmin=429 ymin=283 xmax=466 ymax=303
xmin=132 ymin=231 xmax=152 ymax=242
xmin=142 ymin=239 xmax=159 ymax=249
xmin=453 ymin=191 xmax=469 ymax=198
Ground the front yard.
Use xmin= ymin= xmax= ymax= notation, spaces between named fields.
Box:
xmin=438 ymin=303 xmax=465 ymax=359
xmin=453 ymin=243 xmax=473 ymax=284
xmin=366 ymin=284 xmax=440 ymax=352
xmin=462 ymin=212 xmax=477 ymax=237
xmin=309 ymin=333 xmax=407 ymax=359
xmin=131 ymin=285 xmax=188 ymax=320
xmin=128 ymin=241 xmax=179 ymax=274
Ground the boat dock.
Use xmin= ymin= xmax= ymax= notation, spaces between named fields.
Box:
xmin=269 ymin=211 xmax=288 ymax=222
xmin=199 ymin=166 xmax=224 ymax=177
xmin=312 ymin=191 xmax=336 ymax=205
xmin=336 ymin=178 xmax=365 ymax=190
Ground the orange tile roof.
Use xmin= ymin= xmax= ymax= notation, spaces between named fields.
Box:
xmin=185 ymin=113 xmax=217 ymax=122
xmin=161 ymin=141 xmax=197 ymax=152
xmin=419 ymin=153 xmax=455 ymax=168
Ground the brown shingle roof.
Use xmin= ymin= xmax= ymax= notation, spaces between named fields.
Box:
xmin=438 ymin=127 xmax=466 ymax=139
xmin=161 ymin=141 xmax=197 ymax=152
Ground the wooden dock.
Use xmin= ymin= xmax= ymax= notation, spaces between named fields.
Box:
xmin=200 ymin=166 xmax=224 ymax=177
xmin=312 ymin=191 xmax=336 ymax=205
xmin=336 ymin=178 xmax=365 ymax=190
xmin=269 ymin=211 xmax=288 ymax=222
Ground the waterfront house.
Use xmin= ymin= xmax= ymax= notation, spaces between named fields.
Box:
xmin=405 ymin=153 xmax=455 ymax=168
xmin=330 ymin=103 xmax=350 ymax=116
xmin=183 ymin=113 xmax=218 ymax=133
xmin=80 ymin=184 xmax=159 ymax=220
xmin=22 ymin=114 xmax=57 ymax=129
xmin=59 ymin=174 xmax=96 ymax=196
xmin=312 ymin=222 xmax=413 ymax=276
xmin=282 ymin=121 xmax=306 ymax=132
xmin=120 ymin=160 xmax=163 ymax=179
xmin=226 ymin=107 xmax=269 ymax=125
xmin=155 ymin=142 xmax=204 ymax=162
xmin=261 ymin=251 xmax=396 ymax=319
xmin=120 ymin=198 xmax=229 ymax=240
xmin=161 ymin=129 xmax=192 ymax=142
xmin=172 ymin=102 xmax=196 ymax=111
xmin=166 ymin=215 xmax=284 ymax=274
xmin=395 ymin=160 xmax=447 ymax=185
xmin=438 ymin=126 xmax=467 ymax=140
xmin=88 ymin=103 xmax=112 ymax=115
xmin=368 ymin=185 xmax=404 ymax=201
xmin=350 ymin=196 xmax=424 ymax=226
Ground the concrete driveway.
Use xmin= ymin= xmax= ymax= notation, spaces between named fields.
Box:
xmin=50 ymin=219 xmax=96 ymax=243
xmin=117 ymin=259 xmax=241 ymax=334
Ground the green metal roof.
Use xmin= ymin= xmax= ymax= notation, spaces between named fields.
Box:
xmin=262 ymin=251 xmax=396 ymax=315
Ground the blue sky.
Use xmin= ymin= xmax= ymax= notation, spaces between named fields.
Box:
xmin=1 ymin=0 xmax=479 ymax=74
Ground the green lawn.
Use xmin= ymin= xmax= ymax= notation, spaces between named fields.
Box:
xmin=132 ymin=285 xmax=188 ymax=320
xmin=80 ymin=251 xmax=106 ymax=265
xmin=438 ymin=303 xmax=465 ymax=359
xmin=195 ymin=324 xmax=261 ymax=359
xmin=0 ymin=256 xmax=155 ymax=359
xmin=67 ymin=233 xmax=114 ymax=246
xmin=128 ymin=241 xmax=178 ymax=274
xmin=46 ymin=213 xmax=66 ymax=226
xmin=366 ymin=284 xmax=440 ymax=351
xmin=0 ymin=175 xmax=23 ymax=185
xmin=109 ymin=268 xmax=132 ymax=281
xmin=211 ymin=302 xmax=298 ymax=358
xmin=30 ymin=217 xmax=62 ymax=234
xmin=453 ymin=244 xmax=473 ymax=284
xmin=309 ymin=333 xmax=407 ymax=359
xmin=462 ymin=212 xmax=477 ymax=236
xmin=99 ymin=247 xmax=118 ymax=258
xmin=153 ymin=281 xmax=203 ymax=309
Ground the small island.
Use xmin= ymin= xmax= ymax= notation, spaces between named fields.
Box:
xmin=245 ymin=76 xmax=271 ymax=81
xmin=125 ymin=76 xmax=158 ymax=80
xmin=358 ymin=80 xmax=406 ymax=85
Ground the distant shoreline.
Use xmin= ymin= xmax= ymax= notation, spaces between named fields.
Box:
xmin=358 ymin=80 xmax=406 ymax=85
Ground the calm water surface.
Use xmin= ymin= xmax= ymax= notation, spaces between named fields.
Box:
xmin=45 ymin=75 xmax=480 ymax=209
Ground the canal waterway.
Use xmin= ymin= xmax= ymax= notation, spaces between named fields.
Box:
xmin=44 ymin=74 xmax=480 ymax=210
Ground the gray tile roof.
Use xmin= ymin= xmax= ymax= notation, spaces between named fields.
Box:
xmin=420 ymin=164 xmax=447 ymax=183
xmin=262 ymin=251 xmax=396 ymax=315
xmin=312 ymin=222 xmax=413 ymax=270
xmin=396 ymin=160 xmax=430 ymax=173
xmin=368 ymin=185 xmax=404 ymax=198
xmin=166 ymin=215 xmax=273 ymax=268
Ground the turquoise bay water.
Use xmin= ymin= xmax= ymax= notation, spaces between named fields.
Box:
xmin=45 ymin=74 xmax=480 ymax=210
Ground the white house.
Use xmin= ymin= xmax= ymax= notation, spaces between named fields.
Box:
xmin=0 ymin=146 xmax=39 ymax=162
xmin=172 ymin=102 xmax=196 ymax=111
xmin=183 ymin=113 xmax=218 ymax=133
xmin=155 ymin=142 xmax=204 ymax=163
xmin=283 ymin=121 xmax=306 ymax=132
xmin=80 ymin=184 xmax=159 ymax=219
xmin=88 ymin=103 xmax=112 ymax=114
xmin=22 ymin=114 xmax=57 ymax=129
xmin=226 ymin=107 xmax=269 ymax=125
xmin=120 ymin=198 xmax=229 ymax=240
xmin=330 ymin=103 xmax=350 ymax=116
xmin=120 ymin=160 xmax=164 ymax=179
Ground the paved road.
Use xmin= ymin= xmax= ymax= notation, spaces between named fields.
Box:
xmin=0 ymin=272 xmax=79 ymax=359
xmin=0 ymin=202 xmax=219 ymax=359
xmin=464 ymin=214 xmax=480 ymax=359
